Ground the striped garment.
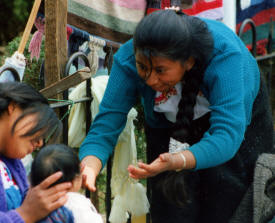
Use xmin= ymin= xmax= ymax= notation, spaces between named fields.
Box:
xmin=147 ymin=0 xmax=224 ymax=21
xmin=68 ymin=0 xmax=146 ymax=43
xmin=237 ymin=0 xmax=275 ymax=55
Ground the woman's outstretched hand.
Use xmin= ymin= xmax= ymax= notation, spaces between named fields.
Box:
xmin=17 ymin=171 xmax=72 ymax=223
xmin=81 ymin=155 xmax=102 ymax=192
xmin=81 ymin=165 xmax=97 ymax=192
xmin=128 ymin=150 xmax=196 ymax=179
xmin=128 ymin=153 xmax=175 ymax=179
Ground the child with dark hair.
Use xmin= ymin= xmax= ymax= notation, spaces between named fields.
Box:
xmin=0 ymin=82 xmax=71 ymax=223
xmin=31 ymin=144 xmax=103 ymax=223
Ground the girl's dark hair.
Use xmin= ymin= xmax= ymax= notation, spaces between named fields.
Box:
xmin=133 ymin=10 xmax=213 ymax=207
xmin=0 ymin=82 xmax=62 ymax=141
xmin=30 ymin=144 xmax=80 ymax=187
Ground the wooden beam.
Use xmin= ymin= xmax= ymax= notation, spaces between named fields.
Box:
xmin=67 ymin=12 xmax=130 ymax=45
xmin=44 ymin=0 xmax=67 ymax=87
xmin=40 ymin=67 xmax=92 ymax=98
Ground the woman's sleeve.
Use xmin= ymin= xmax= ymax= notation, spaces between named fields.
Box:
xmin=189 ymin=50 xmax=259 ymax=170
xmin=79 ymin=54 xmax=138 ymax=168
xmin=0 ymin=211 xmax=24 ymax=223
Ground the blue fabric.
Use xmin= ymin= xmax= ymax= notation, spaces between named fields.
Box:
xmin=0 ymin=156 xmax=29 ymax=223
xmin=237 ymin=0 xmax=275 ymax=23
xmin=269 ymin=216 xmax=275 ymax=223
xmin=79 ymin=18 xmax=260 ymax=170
xmin=68 ymin=25 xmax=90 ymax=56
xmin=3 ymin=166 xmax=22 ymax=210
xmin=37 ymin=206 xmax=74 ymax=223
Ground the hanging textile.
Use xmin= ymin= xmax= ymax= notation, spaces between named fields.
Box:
xmin=237 ymin=0 xmax=275 ymax=55
xmin=28 ymin=16 xmax=45 ymax=61
xmin=67 ymin=0 xmax=147 ymax=43
xmin=146 ymin=0 xmax=224 ymax=21
xmin=88 ymin=36 xmax=106 ymax=74
xmin=68 ymin=75 xmax=149 ymax=223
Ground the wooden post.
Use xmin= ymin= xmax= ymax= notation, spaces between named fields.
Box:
xmin=45 ymin=0 xmax=68 ymax=144
xmin=44 ymin=0 xmax=67 ymax=87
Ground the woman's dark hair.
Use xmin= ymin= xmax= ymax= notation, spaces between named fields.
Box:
xmin=133 ymin=9 xmax=213 ymax=207
xmin=0 ymin=82 xmax=62 ymax=142
xmin=30 ymin=144 xmax=80 ymax=187
xmin=134 ymin=9 xmax=213 ymax=142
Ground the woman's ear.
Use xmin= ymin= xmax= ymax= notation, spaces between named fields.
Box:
xmin=185 ymin=57 xmax=195 ymax=71
xmin=7 ymin=102 xmax=17 ymax=115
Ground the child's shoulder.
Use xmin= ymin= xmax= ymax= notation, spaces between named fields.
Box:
xmin=66 ymin=192 xmax=93 ymax=208
xmin=65 ymin=192 xmax=104 ymax=223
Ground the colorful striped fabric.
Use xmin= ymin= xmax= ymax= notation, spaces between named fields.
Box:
xmin=237 ymin=0 xmax=275 ymax=55
xmin=183 ymin=0 xmax=223 ymax=21
xmin=68 ymin=0 xmax=223 ymax=43
xmin=108 ymin=0 xmax=146 ymax=10
xmin=146 ymin=0 xmax=223 ymax=21
xmin=68 ymin=0 xmax=146 ymax=43
xmin=67 ymin=0 xmax=274 ymax=55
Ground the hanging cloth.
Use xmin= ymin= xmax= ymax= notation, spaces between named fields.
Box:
xmin=28 ymin=16 xmax=45 ymax=61
xmin=68 ymin=75 xmax=149 ymax=223
xmin=88 ymin=36 xmax=106 ymax=74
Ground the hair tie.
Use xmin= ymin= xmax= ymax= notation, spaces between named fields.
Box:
xmin=164 ymin=6 xmax=186 ymax=16
xmin=164 ymin=6 xmax=181 ymax=12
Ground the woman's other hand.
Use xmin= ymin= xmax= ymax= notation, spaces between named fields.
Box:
xmin=128 ymin=155 xmax=172 ymax=179
xmin=17 ymin=171 xmax=72 ymax=223
xmin=81 ymin=155 xmax=102 ymax=192
xmin=128 ymin=150 xmax=196 ymax=179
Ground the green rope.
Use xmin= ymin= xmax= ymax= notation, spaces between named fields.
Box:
xmin=48 ymin=98 xmax=75 ymax=121
xmin=45 ymin=98 xmax=75 ymax=143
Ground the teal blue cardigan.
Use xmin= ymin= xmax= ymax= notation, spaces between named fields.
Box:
xmin=79 ymin=18 xmax=260 ymax=170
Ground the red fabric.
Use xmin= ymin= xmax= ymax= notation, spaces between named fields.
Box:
xmin=67 ymin=26 xmax=73 ymax=40
xmin=246 ymin=39 xmax=269 ymax=55
xmin=147 ymin=0 xmax=223 ymax=16
xmin=154 ymin=87 xmax=177 ymax=105
xmin=161 ymin=0 xmax=171 ymax=9
xmin=183 ymin=0 xmax=223 ymax=15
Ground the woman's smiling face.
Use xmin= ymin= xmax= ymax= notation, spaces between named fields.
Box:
xmin=135 ymin=50 xmax=194 ymax=93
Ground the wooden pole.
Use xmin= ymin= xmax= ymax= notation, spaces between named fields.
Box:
xmin=45 ymin=0 xmax=68 ymax=144
xmin=44 ymin=0 xmax=67 ymax=87
xmin=18 ymin=0 xmax=42 ymax=54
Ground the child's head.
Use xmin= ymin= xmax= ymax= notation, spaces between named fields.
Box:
xmin=0 ymin=82 xmax=62 ymax=159
xmin=30 ymin=144 xmax=81 ymax=191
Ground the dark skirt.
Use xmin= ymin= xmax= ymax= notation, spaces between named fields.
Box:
xmin=145 ymin=76 xmax=274 ymax=223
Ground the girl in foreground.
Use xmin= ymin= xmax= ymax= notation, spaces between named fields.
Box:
xmin=0 ymin=82 xmax=71 ymax=223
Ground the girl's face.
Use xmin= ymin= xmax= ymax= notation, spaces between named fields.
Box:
xmin=1 ymin=105 xmax=44 ymax=159
xmin=135 ymin=50 xmax=194 ymax=93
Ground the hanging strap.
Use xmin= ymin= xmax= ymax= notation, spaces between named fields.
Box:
xmin=103 ymin=45 xmax=114 ymax=75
